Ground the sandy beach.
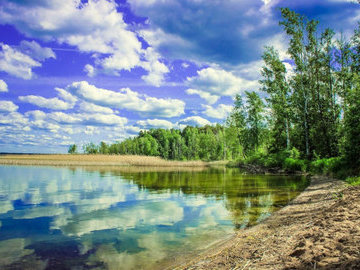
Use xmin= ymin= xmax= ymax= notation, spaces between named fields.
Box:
xmin=179 ymin=175 xmax=360 ymax=269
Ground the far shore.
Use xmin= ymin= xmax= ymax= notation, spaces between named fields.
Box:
xmin=0 ymin=154 xmax=217 ymax=167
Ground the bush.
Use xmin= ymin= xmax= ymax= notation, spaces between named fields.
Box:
xmin=283 ymin=158 xmax=307 ymax=172
xmin=310 ymin=157 xmax=344 ymax=175
xmin=345 ymin=176 xmax=360 ymax=186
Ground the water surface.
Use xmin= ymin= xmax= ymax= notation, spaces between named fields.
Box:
xmin=0 ymin=165 xmax=308 ymax=269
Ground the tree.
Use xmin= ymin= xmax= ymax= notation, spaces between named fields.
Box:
xmin=226 ymin=94 xmax=248 ymax=158
xmin=68 ymin=144 xmax=77 ymax=154
xmin=83 ymin=142 xmax=98 ymax=154
xmin=260 ymin=46 xmax=292 ymax=151
xmin=245 ymin=91 xmax=265 ymax=153
xmin=280 ymin=8 xmax=311 ymax=157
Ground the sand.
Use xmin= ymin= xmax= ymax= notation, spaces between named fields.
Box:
xmin=180 ymin=175 xmax=360 ymax=270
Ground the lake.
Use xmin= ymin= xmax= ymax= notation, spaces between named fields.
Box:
xmin=0 ymin=165 xmax=309 ymax=269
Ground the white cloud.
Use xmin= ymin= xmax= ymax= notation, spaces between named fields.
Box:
xmin=79 ymin=102 xmax=114 ymax=114
xmin=0 ymin=112 xmax=27 ymax=126
xmin=178 ymin=116 xmax=211 ymax=127
xmin=140 ymin=47 xmax=169 ymax=87
xmin=0 ymin=0 xmax=170 ymax=86
xmin=84 ymin=64 xmax=96 ymax=77
xmin=18 ymin=95 xmax=75 ymax=110
xmin=137 ymin=119 xmax=175 ymax=129
xmin=182 ymin=62 xmax=190 ymax=69
xmin=0 ymin=79 xmax=8 ymax=92
xmin=55 ymin=88 xmax=78 ymax=104
xmin=30 ymin=120 xmax=60 ymax=133
xmin=25 ymin=110 xmax=47 ymax=121
xmin=49 ymin=112 xmax=128 ymax=127
xmin=266 ymin=33 xmax=290 ymax=61
xmin=126 ymin=126 xmax=141 ymax=134
xmin=19 ymin=40 xmax=55 ymax=61
xmin=202 ymin=104 xmax=233 ymax=119
xmin=0 ymin=101 xmax=19 ymax=113
xmin=0 ymin=44 xmax=41 ymax=79
xmin=186 ymin=67 xmax=259 ymax=100
xmin=186 ymin=89 xmax=219 ymax=105
xmin=66 ymin=81 xmax=185 ymax=118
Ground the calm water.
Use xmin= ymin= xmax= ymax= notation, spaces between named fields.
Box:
xmin=0 ymin=165 xmax=308 ymax=269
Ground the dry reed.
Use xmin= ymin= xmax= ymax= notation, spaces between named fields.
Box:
xmin=0 ymin=154 xmax=208 ymax=167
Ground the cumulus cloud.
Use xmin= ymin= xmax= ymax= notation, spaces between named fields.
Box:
xmin=129 ymin=0 xmax=277 ymax=64
xmin=0 ymin=112 xmax=27 ymax=126
xmin=202 ymin=104 xmax=233 ymax=119
xmin=140 ymin=47 xmax=169 ymax=87
xmin=84 ymin=64 xmax=96 ymax=77
xmin=129 ymin=0 xmax=359 ymax=66
xmin=78 ymin=102 xmax=114 ymax=114
xmin=186 ymin=89 xmax=219 ymax=105
xmin=55 ymin=88 xmax=78 ymax=104
xmin=19 ymin=40 xmax=56 ymax=61
xmin=137 ymin=119 xmax=174 ymax=129
xmin=186 ymin=67 xmax=259 ymax=101
xmin=0 ymin=101 xmax=19 ymax=113
xmin=25 ymin=110 xmax=47 ymax=121
xmin=178 ymin=116 xmax=211 ymax=127
xmin=0 ymin=44 xmax=41 ymax=79
xmin=0 ymin=0 xmax=169 ymax=86
xmin=0 ymin=79 xmax=8 ymax=92
xmin=18 ymin=95 xmax=75 ymax=110
xmin=66 ymin=81 xmax=185 ymax=118
xmin=49 ymin=112 xmax=127 ymax=127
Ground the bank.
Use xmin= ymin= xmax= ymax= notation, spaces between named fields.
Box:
xmin=178 ymin=175 xmax=360 ymax=269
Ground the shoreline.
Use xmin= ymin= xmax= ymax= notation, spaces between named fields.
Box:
xmin=178 ymin=175 xmax=360 ymax=269
xmin=0 ymin=154 xmax=209 ymax=167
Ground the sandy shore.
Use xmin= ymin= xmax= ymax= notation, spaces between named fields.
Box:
xmin=0 ymin=154 xmax=208 ymax=167
xmin=179 ymin=175 xmax=360 ymax=269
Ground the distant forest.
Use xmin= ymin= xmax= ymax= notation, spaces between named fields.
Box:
xmin=73 ymin=8 xmax=360 ymax=175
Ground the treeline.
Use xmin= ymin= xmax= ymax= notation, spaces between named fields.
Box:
xmin=72 ymin=8 xmax=360 ymax=175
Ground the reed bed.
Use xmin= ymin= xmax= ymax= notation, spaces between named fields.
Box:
xmin=0 ymin=154 xmax=208 ymax=167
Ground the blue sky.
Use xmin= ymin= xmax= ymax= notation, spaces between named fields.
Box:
xmin=0 ymin=0 xmax=359 ymax=153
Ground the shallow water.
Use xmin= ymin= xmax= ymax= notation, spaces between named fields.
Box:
xmin=0 ymin=165 xmax=308 ymax=269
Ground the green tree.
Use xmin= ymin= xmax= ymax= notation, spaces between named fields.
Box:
xmin=261 ymin=46 xmax=292 ymax=151
xmin=280 ymin=8 xmax=311 ymax=157
xmin=68 ymin=144 xmax=77 ymax=154
xmin=245 ymin=91 xmax=265 ymax=153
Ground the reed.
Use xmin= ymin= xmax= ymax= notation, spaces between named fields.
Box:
xmin=0 ymin=154 xmax=208 ymax=167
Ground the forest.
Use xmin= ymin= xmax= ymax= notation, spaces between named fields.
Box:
xmin=73 ymin=9 xmax=360 ymax=180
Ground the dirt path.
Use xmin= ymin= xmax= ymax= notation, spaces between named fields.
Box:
xmin=180 ymin=175 xmax=360 ymax=270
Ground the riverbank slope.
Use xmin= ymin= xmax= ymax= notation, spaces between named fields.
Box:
xmin=180 ymin=175 xmax=360 ymax=269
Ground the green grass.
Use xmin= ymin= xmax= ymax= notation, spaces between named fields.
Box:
xmin=345 ymin=176 xmax=360 ymax=186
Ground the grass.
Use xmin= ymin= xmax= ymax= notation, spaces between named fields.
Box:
xmin=0 ymin=154 xmax=208 ymax=167
xmin=345 ymin=176 xmax=360 ymax=186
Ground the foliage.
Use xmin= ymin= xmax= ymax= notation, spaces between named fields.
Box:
xmin=283 ymin=158 xmax=307 ymax=172
xmin=310 ymin=157 xmax=343 ymax=174
xmin=68 ymin=144 xmax=77 ymax=154
xmin=79 ymin=9 xmax=359 ymax=179
xmin=346 ymin=176 xmax=360 ymax=186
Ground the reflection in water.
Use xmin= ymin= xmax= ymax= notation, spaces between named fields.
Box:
xmin=0 ymin=165 xmax=308 ymax=269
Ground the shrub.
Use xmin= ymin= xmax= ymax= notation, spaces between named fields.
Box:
xmin=283 ymin=158 xmax=307 ymax=172
xmin=345 ymin=176 xmax=360 ymax=186
xmin=310 ymin=157 xmax=344 ymax=175
xmin=289 ymin=147 xmax=300 ymax=159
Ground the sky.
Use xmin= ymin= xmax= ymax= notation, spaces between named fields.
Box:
xmin=0 ymin=0 xmax=359 ymax=153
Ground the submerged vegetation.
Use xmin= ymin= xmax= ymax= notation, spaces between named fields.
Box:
xmin=75 ymin=9 xmax=359 ymax=178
